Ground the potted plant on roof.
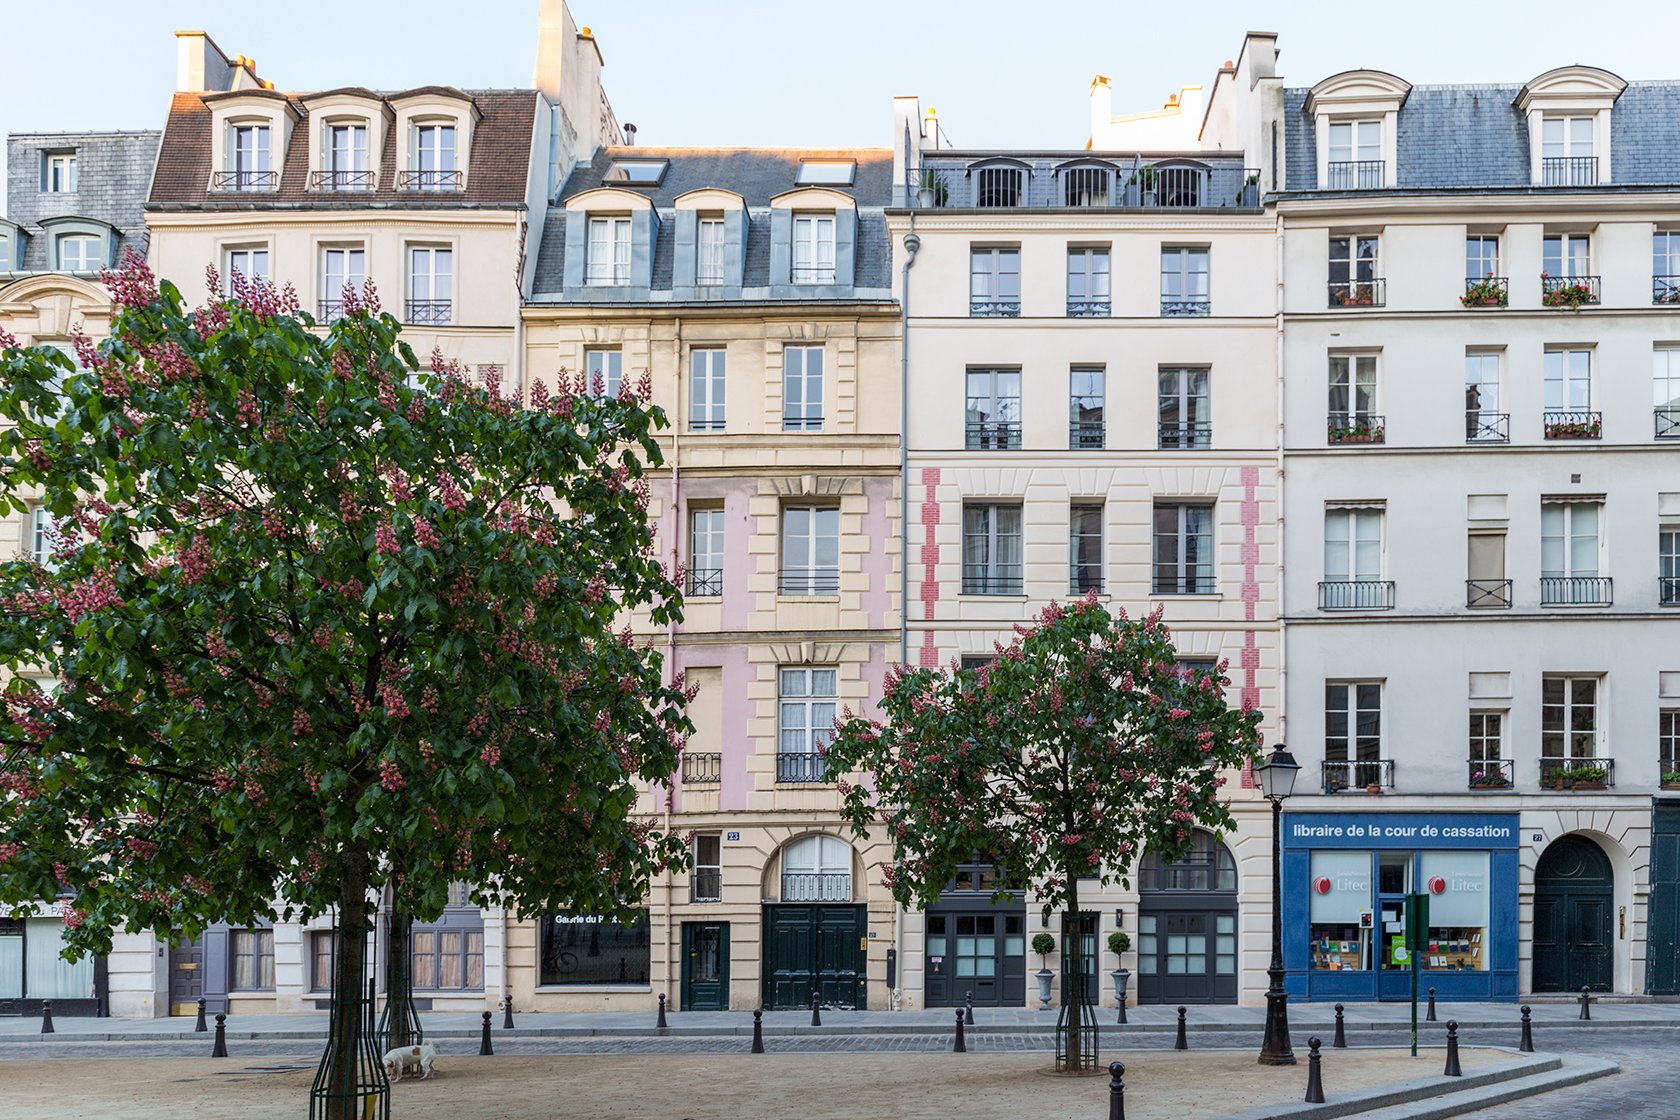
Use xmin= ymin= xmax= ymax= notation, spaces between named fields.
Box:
xmin=916 ymin=169 xmax=949 ymax=209
xmin=1107 ymin=931 xmax=1132 ymax=1017
xmin=1032 ymin=932 xmax=1056 ymax=1010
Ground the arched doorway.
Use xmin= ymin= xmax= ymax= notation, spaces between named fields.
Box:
xmin=1532 ymin=835 xmax=1613 ymax=992
xmin=761 ymin=834 xmax=867 ymax=1010
xmin=1137 ymin=831 xmax=1238 ymax=1004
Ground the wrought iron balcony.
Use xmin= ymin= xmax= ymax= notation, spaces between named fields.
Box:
xmin=1540 ymin=576 xmax=1612 ymax=606
xmin=1468 ymin=759 xmax=1515 ymax=791
xmin=1461 ymin=277 xmax=1508 ymax=308
xmin=405 ymin=300 xmax=452 ymax=325
xmin=690 ymin=867 xmax=722 ymax=902
xmin=1069 ymin=570 xmax=1104 ymax=596
xmin=962 ymin=567 xmax=1023 ymax=596
xmin=1327 ymin=413 xmax=1385 ymax=445
xmin=1656 ymin=276 xmax=1680 ymax=305
xmin=779 ymin=567 xmax=840 ymax=596
xmin=911 ymin=162 xmax=1261 ymax=211
xmin=1542 ymin=410 xmax=1601 ymax=440
xmin=1537 ymin=756 xmax=1614 ymax=790
xmin=792 ymin=265 xmax=837 ymax=285
xmin=1321 ymin=759 xmax=1394 ymax=793
xmin=397 ymin=170 xmax=463 ymax=191
xmin=1153 ymin=574 xmax=1217 ymax=596
xmin=970 ymin=299 xmax=1021 ymax=318
xmin=212 ymin=170 xmax=277 ymax=192
xmin=1067 ymin=298 xmax=1110 ymax=317
xmin=775 ymin=753 xmax=829 ymax=785
xmin=1068 ymin=420 xmax=1105 ymax=450
xmin=966 ymin=421 xmax=1021 ymax=450
xmin=310 ymin=169 xmax=374 ymax=191
xmin=1541 ymin=156 xmax=1598 ymax=187
xmin=1466 ymin=579 xmax=1513 ymax=610
xmin=317 ymin=299 xmax=347 ymax=322
xmin=1656 ymin=407 xmax=1680 ymax=440
xmin=687 ymin=568 xmax=723 ymax=597
xmin=1161 ymin=296 xmax=1210 ymax=317
xmin=1326 ymin=160 xmax=1384 ymax=190
xmin=1661 ymin=576 xmax=1680 ymax=606
xmin=1319 ymin=580 xmax=1395 ymax=610
xmin=689 ymin=417 xmax=726 ymax=433
xmin=781 ymin=872 xmax=851 ymax=901
xmin=1159 ymin=423 xmax=1212 ymax=450
xmin=783 ymin=415 xmax=824 ymax=432
xmin=1541 ymin=275 xmax=1600 ymax=307
xmin=1328 ymin=279 xmax=1385 ymax=308
xmin=1465 ymin=411 xmax=1509 ymax=443
xmin=681 ymin=752 xmax=722 ymax=785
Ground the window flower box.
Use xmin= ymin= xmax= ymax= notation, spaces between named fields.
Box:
xmin=1461 ymin=277 xmax=1508 ymax=308
xmin=1469 ymin=769 xmax=1513 ymax=790
xmin=1328 ymin=422 xmax=1385 ymax=444
xmin=1540 ymin=274 xmax=1598 ymax=309
xmin=1545 ymin=765 xmax=1609 ymax=791
xmin=1662 ymin=771 xmax=1680 ymax=792
xmin=1544 ymin=418 xmax=1601 ymax=439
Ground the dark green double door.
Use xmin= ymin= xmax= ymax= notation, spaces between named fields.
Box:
xmin=762 ymin=904 xmax=867 ymax=1010
xmin=1532 ymin=835 xmax=1613 ymax=993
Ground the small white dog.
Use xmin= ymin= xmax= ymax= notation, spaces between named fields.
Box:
xmin=382 ymin=1042 xmax=438 ymax=1082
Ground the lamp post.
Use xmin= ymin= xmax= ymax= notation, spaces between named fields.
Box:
xmin=1257 ymin=743 xmax=1299 ymax=1066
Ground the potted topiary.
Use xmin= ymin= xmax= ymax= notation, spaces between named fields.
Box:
xmin=1108 ymin=930 xmax=1132 ymax=1013
xmin=1032 ymin=932 xmax=1056 ymax=1010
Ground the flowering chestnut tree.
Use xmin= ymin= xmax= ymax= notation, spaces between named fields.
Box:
xmin=824 ymin=597 xmax=1261 ymax=1068
xmin=0 ymin=257 xmax=689 ymax=1112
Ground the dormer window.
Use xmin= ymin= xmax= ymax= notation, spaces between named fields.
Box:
xmin=43 ymin=153 xmax=77 ymax=193
xmin=1542 ymin=117 xmax=1596 ymax=185
xmin=605 ymin=160 xmax=668 ymax=186
xmin=57 ymin=235 xmax=101 ymax=273
xmin=1516 ymin=66 xmax=1624 ymax=187
xmin=586 ymin=216 xmax=631 ymax=286
xmin=697 ymin=216 xmax=726 ymax=286
xmin=322 ymin=123 xmax=371 ymax=190
xmin=796 ymin=160 xmax=855 ymax=186
xmin=407 ymin=124 xmax=459 ymax=191
xmin=231 ymin=124 xmax=272 ymax=191
xmin=975 ymin=166 xmax=1024 ymax=208
xmin=792 ymin=213 xmax=836 ymax=285
xmin=1327 ymin=121 xmax=1382 ymax=189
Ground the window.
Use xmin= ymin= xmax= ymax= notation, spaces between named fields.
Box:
xmin=1468 ymin=711 xmax=1508 ymax=787
xmin=308 ymin=932 xmax=335 ymax=992
xmin=1464 ymin=352 xmax=1504 ymax=442
xmin=1662 ymin=710 xmax=1680 ymax=778
xmin=965 ymin=368 xmax=1021 ymax=450
xmin=792 ymin=213 xmax=835 ymax=284
xmin=1541 ymin=117 xmax=1596 ymax=184
xmin=1328 ymin=236 xmax=1381 ymax=306
xmin=57 ymin=236 xmax=101 ymax=272
xmin=606 ymin=159 xmax=667 ymax=185
xmin=1160 ymin=247 xmax=1210 ymax=316
xmin=974 ymin=165 xmax=1023 ymax=208
xmin=407 ymin=247 xmax=452 ymax=324
xmin=697 ymin=218 xmax=725 ymax=286
xmin=1465 ymin=235 xmax=1499 ymax=281
xmin=0 ymin=235 xmax=10 ymax=272
xmin=225 ymin=247 xmax=269 ymax=288
xmin=1328 ymin=354 xmax=1380 ymax=442
xmin=230 ymin=929 xmax=274 ymax=991
xmin=1066 ymin=248 xmax=1110 ymax=316
xmin=778 ymin=668 xmax=837 ymax=784
xmin=540 ymin=911 xmax=649 ymax=985
xmin=1543 ymin=349 xmax=1595 ymax=437
xmin=1541 ymin=676 xmax=1600 ymax=762
xmin=689 ymin=507 xmax=723 ymax=597
xmin=689 ymin=348 xmax=726 ymax=431
xmin=1141 ymin=831 xmax=1237 ymax=892
xmin=230 ymin=125 xmax=271 ymax=190
xmin=1063 ymin=165 xmax=1110 ymax=207
xmin=1152 ymin=502 xmax=1215 ymax=594
xmin=1663 ymin=527 xmax=1680 ymax=606
xmin=970 ymin=247 xmax=1020 ymax=316
xmin=796 ymin=160 xmax=855 ymax=186
xmin=412 ymin=928 xmax=484 ymax=990
xmin=1543 ymin=233 xmax=1591 ymax=278
xmin=320 ymin=247 xmax=366 ymax=320
xmin=43 ymin=153 xmax=77 ymax=193
xmin=325 ymin=123 xmax=369 ymax=188
xmin=1541 ymin=500 xmax=1605 ymax=604
xmin=1070 ymin=503 xmax=1103 ymax=594
xmin=586 ymin=216 xmax=631 ymax=286
xmin=1323 ymin=507 xmax=1387 ymax=608
xmin=781 ymin=834 xmax=851 ymax=900
xmin=1158 ymin=367 xmax=1211 ymax=449
xmin=1655 ymin=348 xmax=1680 ymax=439
xmin=413 ymin=123 xmax=457 ymax=189
xmin=781 ymin=507 xmax=839 ymax=595
xmin=962 ymin=504 xmax=1022 ymax=595
xmin=1325 ymin=682 xmax=1383 ymax=788
xmin=1327 ymin=120 xmax=1382 ymax=188
xmin=30 ymin=506 xmax=59 ymax=570
xmin=782 ymin=345 xmax=824 ymax=431
xmin=1467 ymin=530 xmax=1509 ymax=608
xmin=1069 ymin=366 xmax=1104 ymax=449
xmin=1656 ymin=232 xmax=1680 ymax=305
xmin=585 ymin=349 xmax=623 ymax=398
xmin=691 ymin=834 xmax=722 ymax=902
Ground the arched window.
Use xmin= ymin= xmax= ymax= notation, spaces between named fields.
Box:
xmin=781 ymin=834 xmax=852 ymax=901
xmin=1140 ymin=830 xmax=1236 ymax=892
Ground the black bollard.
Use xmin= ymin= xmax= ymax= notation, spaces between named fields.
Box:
xmin=503 ymin=993 xmax=514 ymax=1030
xmin=1443 ymin=1021 xmax=1462 ymax=1077
xmin=953 ymin=1007 xmax=966 ymax=1053
xmin=657 ymin=993 xmax=668 ymax=1029
xmin=1117 ymin=988 xmax=1127 ymax=1026
xmin=751 ymin=1008 xmax=765 ymax=1054
xmin=1107 ymin=1061 xmax=1126 ymax=1120
xmin=1519 ymin=1004 xmax=1534 ymax=1053
xmin=195 ymin=997 xmax=207 ymax=1033
xmin=211 ymin=1013 xmax=228 ymax=1058
xmin=1579 ymin=986 xmax=1591 ymax=1021
xmin=1174 ymin=1005 xmax=1188 ymax=1050
xmin=811 ymin=992 xmax=821 ymax=1028
xmin=479 ymin=1010 xmax=493 ymax=1056
xmin=1426 ymin=986 xmax=1437 ymax=1022
xmin=1332 ymin=1003 xmax=1347 ymax=1048
xmin=965 ymin=991 xmax=975 ymax=1026
xmin=1305 ymin=1037 xmax=1326 ymax=1104
xmin=39 ymin=1000 xmax=54 ymax=1035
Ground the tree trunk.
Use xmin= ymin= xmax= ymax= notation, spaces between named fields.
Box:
xmin=1064 ymin=870 xmax=1085 ymax=1069
xmin=317 ymin=842 xmax=382 ymax=1120
xmin=383 ymin=905 xmax=417 ymax=1050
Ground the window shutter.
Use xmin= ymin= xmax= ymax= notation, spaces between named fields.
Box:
xmin=833 ymin=209 xmax=857 ymax=288
xmin=562 ymin=211 xmax=587 ymax=291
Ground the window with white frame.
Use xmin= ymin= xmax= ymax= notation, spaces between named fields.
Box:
xmin=688 ymin=507 xmax=724 ymax=597
xmin=57 ymin=235 xmax=101 ymax=272
xmin=1541 ymin=676 xmax=1600 ymax=762
xmin=691 ymin=833 xmax=723 ymax=901
xmin=1327 ymin=120 xmax=1382 ymax=188
xmin=407 ymin=246 xmax=453 ymax=324
xmin=1662 ymin=710 xmax=1680 ymax=776
xmin=225 ymin=246 xmax=269 ymax=288
xmin=970 ymin=247 xmax=1020 ymax=316
xmin=1465 ymin=351 xmax=1503 ymax=442
xmin=689 ymin=348 xmax=726 ymax=431
xmin=1070 ymin=366 xmax=1105 ymax=449
xmin=1663 ymin=526 xmax=1680 ymax=606
xmin=43 ymin=153 xmax=77 ymax=193
xmin=1465 ymin=235 xmax=1500 ymax=281
xmin=30 ymin=505 xmax=59 ymax=570
xmin=1066 ymin=247 xmax=1110 ymax=316
xmin=962 ymin=504 xmax=1022 ymax=595
xmin=778 ymin=669 xmax=838 ymax=785
xmin=1328 ymin=235 xmax=1381 ymax=306
xmin=1325 ymin=681 xmax=1384 ymax=786
xmin=230 ymin=124 xmax=271 ymax=190
xmin=1327 ymin=353 xmax=1379 ymax=438
xmin=1656 ymin=232 xmax=1680 ymax=305
xmin=1070 ymin=502 xmax=1104 ymax=595
xmin=780 ymin=832 xmax=850 ymax=899
xmin=1323 ymin=506 xmax=1385 ymax=608
xmin=792 ymin=213 xmax=836 ymax=284
xmin=965 ymin=368 xmax=1021 ymax=450
xmin=586 ymin=216 xmax=631 ymax=286
xmin=325 ymin=123 xmax=369 ymax=188
xmin=1158 ymin=367 xmax=1211 ymax=449
xmin=781 ymin=506 xmax=839 ymax=595
xmin=1654 ymin=347 xmax=1680 ymax=439
xmin=1541 ymin=500 xmax=1604 ymax=604
xmin=697 ymin=217 xmax=725 ymax=286
xmin=1543 ymin=233 xmax=1591 ymax=278
xmin=320 ymin=246 xmax=365 ymax=320
xmin=0 ymin=234 xmax=10 ymax=272
xmin=230 ymin=929 xmax=274 ymax=990
xmin=1541 ymin=117 xmax=1596 ymax=185
xmin=1543 ymin=348 xmax=1592 ymax=416
xmin=782 ymin=345 xmax=824 ymax=431
xmin=413 ymin=123 xmax=457 ymax=188
xmin=309 ymin=931 xmax=335 ymax=991
xmin=1468 ymin=711 xmax=1504 ymax=764
xmin=1160 ymin=246 xmax=1210 ymax=316
xmin=585 ymin=349 xmax=622 ymax=398
xmin=1468 ymin=530 xmax=1508 ymax=607
xmin=1152 ymin=502 xmax=1215 ymax=595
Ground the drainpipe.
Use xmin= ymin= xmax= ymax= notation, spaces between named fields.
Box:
xmin=895 ymin=223 xmax=919 ymax=1009
xmin=666 ymin=316 xmax=683 ymax=1005
xmin=1273 ymin=206 xmax=1287 ymax=745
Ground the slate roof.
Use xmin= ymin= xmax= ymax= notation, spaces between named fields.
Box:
xmin=4 ymin=131 xmax=160 ymax=270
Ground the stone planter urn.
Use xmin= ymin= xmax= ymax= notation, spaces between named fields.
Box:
xmin=916 ymin=186 xmax=935 ymax=208
xmin=1110 ymin=968 xmax=1131 ymax=1009
xmin=1035 ymin=968 xmax=1054 ymax=1010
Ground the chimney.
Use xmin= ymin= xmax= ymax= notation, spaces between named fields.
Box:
xmin=623 ymin=123 xmax=637 ymax=145
xmin=175 ymin=30 xmax=234 ymax=93
xmin=890 ymin=96 xmax=925 ymax=207
xmin=1089 ymin=74 xmax=1114 ymax=142
xmin=533 ymin=0 xmax=580 ymax=101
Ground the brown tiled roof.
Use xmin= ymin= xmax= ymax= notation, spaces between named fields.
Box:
xmin=147 ymin=90 xmax=538 ymax=209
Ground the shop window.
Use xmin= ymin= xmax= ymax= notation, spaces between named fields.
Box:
xmin=1419 ymin=851 xmax=1490 ymax=972
xmin=539 ymin=911 xmax=650 ymax=986
xmin=1308 ymin=850 xmax=1373 ymax=971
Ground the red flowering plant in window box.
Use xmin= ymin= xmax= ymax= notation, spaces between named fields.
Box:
xmin=1541 ymin=273 xmax=1597 ymax=309
xmin=1544 ymin=416 xmax=1602 ymax=439
xmin=1461 ymin=276 xmax=1508 ymax=308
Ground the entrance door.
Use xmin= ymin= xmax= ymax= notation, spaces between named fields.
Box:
xmin=1138 ymin=912 xmax=1237 ymax=1004
xmin=762 ymin=905 xmax=866 ymax=1010
xmin=1533 ymin=835 xmax=1614 ymax=992
xmin=169 ymin=937 xmax=204 ymax=1016
xmin=1650 ymin=807 xmax=1680 ymax=994
xmin=681 ymin=922 xmax=729 ymax=1011
xmin=924 ymin=907 xmax=1026 ymax=1007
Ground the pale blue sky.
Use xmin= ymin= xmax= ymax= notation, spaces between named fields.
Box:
xmin=1 ymin=0 xmax=1675 ymax=206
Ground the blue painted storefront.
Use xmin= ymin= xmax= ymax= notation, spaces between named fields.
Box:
xmin=1282 ymin=812 xmax=1519 ymax=1003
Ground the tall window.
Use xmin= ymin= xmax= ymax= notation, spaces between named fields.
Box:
xmin=321 ymin=247 xmax=365 ymax=319
xmin=792 ymin=213 xmax=836 ymax=284
xmin=965 ymin=368 xmax=1021 ymax=450
xmin=1069 ymin=366 xmax=1104 ymax=449
xmin=57 ymin=236 xmax=101 ymax=272
xmin=974 ymin=166 xmax=1024 ymax=208
xmin=1662 ymin=527 xmax=1680 ymax=606
xmin=1327 ymin=120 xmax=1382 ymax=188
xmin=1468 ymin=530 xmax=1508 ymax=608
xmin=1158 ymin=367 xmax=1211 ymax=449
xmin=697 ymin=217 xmax=725 ymax=286
xmin=586 ymin=216 xmax=631 ymax=285
xmin=225 ymin=247 xmax=269 ymax=287
xmin=1541 ymin=500 xmax=1603 ymax=604
xmin=1541 ymin=117 xmax=1595 ymax=184
xmin=414 ymin=123 xmax=457 ymax=188
xmin=1543 ymin=348 xmax=1593 ymax=414
xmin=1656 ymin=232 xmax=1680 ymax=305
xmin=1069 ymin=503 xmax=1103 ymax=594
xmin=689 ymin=348 xmax=726 ymax=431
xmin=1160 ymin=247 xmax=1210 ymax=316
xmin=1541 ymin=677 xmax=1600 ymax=761
xmin=1328 ymin=353 xmax=1379 ymax=440
xmin=1465 ymin=351 xmax=1503 ymax=441
xmin=1469 ymin=711 xmax=1503 ymax=764
xmin=1152 ymin=502 xmax=1215 ymax=594
xmin=44 ymin=153 xmax=77 ymax=193
xmin=781 ymin=834 xmax=851 ymax=900
xmin=0 ymin=235 xmax=10 ymax=272
xmin=407 ymin=246 xmax=452 ymax=324
xmin=781 ymin=507 xmax=839 ymax=595
xmin=970 ymin=247 xmax=1021 ymax=316
xmin=691 ymin=834 xmax=722 ymax=902
xmin=782 ymin=345 xmax=824 ymax=431
xmin=688 ymin=507 xmax=723 ymax=597
xmin=412 ymin=927 xmax=484 ymax=990
xmin=1543 ymin=234 xmax=1591 ymax=278
xmin=1067 ymin=247 xmax=1110 ymax=316
xmin=540 ymin=911 xmax=649 ymax=985
xmin=30 ymin=506 xmax=58 ymax=570
xmin=1465 ymin=235 xmax=1499 ymax=280
xmin=778 ymin=668 xmax=837 ymax=784
xmin=309 ymin=932 xmax=335 ymax=992
xmin=230 ymin=929 xmax=274 ymax=991
xmin=962 ymin=504 xmax=1022 ymax=595
xmin=1655 ymin=348 xmax=1680 ymax=439
xmin=585 ymin=349 xmax=623 ymax=398
xmin=1328 ymin=236 xmax=1380 ymax=306
xmin=231 ymin=125 xmax=270 ymax=189
xmin=1325 ymin=682 xmax=1383 ymax=781
xmin=327 ymin=123 xmax=368 ymax=187
xmin=1662 ymin=710 xmax=1680 ymax=777
xmin=1324 ymin=507 xmax=1385 ymax=608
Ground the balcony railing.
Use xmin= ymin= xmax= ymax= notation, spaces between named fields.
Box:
xmin=1660 ymin=576 xmax=1680 ymax=606
xmin=1067 ymin=298 xmax=1110 ymax=318
xmin=962 ymin=567 xmax=1023 ymax=596
xmin=1161 ymin=296 xmax=1210 ymax=317
xmin=310 ymin=169 xmax=374 ymax=191
xmin=212 ymin=170 xmax=277 ymax=192
xmin=1466 ymin=579 xmax=1513 ymax=610
xmin=1468 ymin=759 xmax=1515 ymax=791
xmin=1656 ymin=276 xmax=1680 ymax=305
xmin=782 ymin=872 xmax=851 ymax=901
xmin=1327 ymin=413 xmax=1385 ymax=445
xmin=1326 ymin=160 xmax=1384 ymax=190
xmin=1319 ymin=580 xmax=1395 ymax=610
xmin=1656 ymin=407 xmax=1680 ymax=440
xmin=1541 ymin=275 xmax=1600 ymax=307
xmin=689 ymin=417 xmax=726 ymax=433
xmin=966 ymin=421 xmax=1021 ymax=450
xmin=970 ymin=298 xmax=1020 ymax=317
xmin=1537 ymin=756 xmax=1614 ymax=790
xmin=1154 ymin=574 xmax=1217 ymax=596
xmin=1322 ymin=759 xmax=1394 ymax=793
xmin=1542 ymin=410 xmax=1601 ymax=440
xmin=783 ymin=415 xmax=824 ymax=432
xmin=1466 ymin=411 xmax=1509 ymax=443
xmin=317 ymin=299 xmax=347 ymax=322
xmin=1541 ymin=156 xmax=1598 ymax=187
xmin=1540 ymin=576 xmax=1612 ymax=606
xmin=792 ymin=265 xmax=837 ymax=285
xmin=681 ymin=752 xmax=722 ymax=785
xmin=397 ymin=170 xmax=463 ymax=191
xmin=405 ymin=299 xmax=452 ymax=325
xmin=687 ymin=568 xmax=723 ymax=597
xmin=1159 ymin=423 xmax=1212 ymax=450
xmin=775 ymin=753 xmax=829 ymax=785
xmin=690 ymin=867 xmax=722 ymax=902
xmin=911 ymin=163 xmax=1260 ymax=211
xmin=1461 ymin=277 xmax=1508 ymax=308
xmin=1328 ymin=279 xmax=1385 ymax=308
xmin=780 ymin=567 xmax=840 ymax=596
xmin=1069 ymin=420 xmax=1104 ymax=450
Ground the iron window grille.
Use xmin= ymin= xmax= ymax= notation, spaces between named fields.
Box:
xmin=775 ymin=752 xmax=829 ymax=785
xmin=690 ymin=868 xmax=722 ymax=902
xmin=1466 ymin=579 xmax=1513 ymax=609
xmin=1656 ymin=407 xmax=1680 ymax=440
xmin=310 ymin=170 xmax=374 ymax=191
xmin=681 ymin=753 xmax=722 ymax=785
xmin=1159 ymin=424 xmax=1212 ymax=450
xmin=966 ymin=421 xmax=1020 ymax=450
xmin=1466 ymin=411 xmax=1509 ymax=443
xmin=974 ymin=166 xmax=1025 ymax=208
xmin=962 ymin=568 xmax=1022 ymax=596
xmin=213 ymin=170 xmax=276 ymax=191
xmin=1656 ymin=276 xmax=1680 ymax=306
xmin=1327 ymin=412 xmax=1385 ymax=444
xmin=781 ymin=872 xmax=850 ymax=901
xmin=1328 ymin=278 xmax=1386 ymax=308
xmin=687 ymin=568 xmax=723 ymax=597
xmin=1541 ymin=156 xmax=1598 ymax=186
xmin=1326 ymin=160 xmax=1384 ymax=190
xmin=1161 ymin=296 xmax=1211 ymax=317
xmin=398 ymin=169 xmax=463 ymax=191
xmin=1540 ymin=576 xmax=1612 ymax=606
xmin=1541 ymin=274 xmax=1601 ymax=307
xmin=317 ymin=299 xmax=347 ymax=322
xmin=1321 ymin=758 xmax=1394 ymax=793
xmin=780 ymin=567 xmax=841 ymax=595
xmin=1662 ymin=576 xmax=1680 ymax=607
xmin=1542 ymin=410 xmax=1602 ymax=440
xmin=1537 ymin=756 xmax=1615 ymax=789
xmin=1462 ymin=276 xmax=1509 ymax=308
xmin=404 ymin=300 xmax=452 ymax=325
xmin=1319 ymin=580 xmax=1396 ymax=610
xmin=1467 ymin=759 xmax=1515 ymax=791
xmin=1069 ymin=420 xmax=1105 ymax=449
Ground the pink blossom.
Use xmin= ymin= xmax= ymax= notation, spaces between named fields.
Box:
xmin=375 ymin=523 xmax=401 ymax=556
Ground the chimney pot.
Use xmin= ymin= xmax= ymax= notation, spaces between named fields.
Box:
xmin=623 ymin=123 xmax=637 ymax=145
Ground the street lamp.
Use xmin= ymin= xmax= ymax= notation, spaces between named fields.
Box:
xmin=1257 ymin=743 xmax=1300 ymax=1066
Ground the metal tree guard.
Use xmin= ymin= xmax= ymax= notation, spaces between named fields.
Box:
xmin=310 ymin=915 xmax=390 ymax=1120
xmin=377 ymin=910 xmax=423 ymax=1052
xmin=1054 ymin=915 xmax=1099 ymax=1072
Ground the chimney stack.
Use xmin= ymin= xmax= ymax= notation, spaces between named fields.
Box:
xmin=1089 ymin=74 xmax=1114 ymax=144
xmin=175 ymin=30 xmax=234 ymax=93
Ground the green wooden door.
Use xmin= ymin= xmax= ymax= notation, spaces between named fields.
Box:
xmin=1650 ymin=808 xmax=1680 ymax=993
xmin=762 ymin=905 xmax=866 ymax=1010
xmin=681 ymin=922 xmax=729 ymax=1011
xmin=1532 ymin=835 xmax=1613 ymax=992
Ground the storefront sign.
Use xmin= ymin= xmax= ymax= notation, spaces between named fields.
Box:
xmin=1284 ymin=813 xmax=1518 ymax=850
